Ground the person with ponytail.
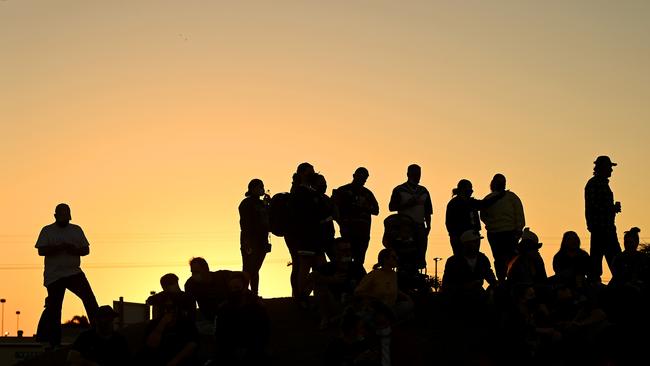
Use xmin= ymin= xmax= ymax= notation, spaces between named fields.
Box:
xmin=610 ymin=227 xmax=649 ymax=289
xmin=445 ymin=179 xmax=505 ymax=256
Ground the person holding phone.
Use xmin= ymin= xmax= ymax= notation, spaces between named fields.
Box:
xmin=239 ymin=178 xmax=272 ymax=296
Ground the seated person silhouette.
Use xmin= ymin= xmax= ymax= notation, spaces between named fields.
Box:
xmin=147 ymin=273 xmax=196 ymax=321
xmin=140 ymin=297 xmax=199 ymax=366
xmin=312 ymin=238 xmax=367 ymax=329
xmin=552 ymin=231 xmax=591 ymax=290
xmin=441 ymin=230 xmax=497 ymax=315
xmin=184 ymin=257 xmax=248 ymax=325
xmin=214 ymin=272 xmax=270 ymax=365
xmin=67 ymin=305 xmax=130 ymax=366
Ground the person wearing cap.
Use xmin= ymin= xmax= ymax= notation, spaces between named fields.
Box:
xmin=35 ymin=203 xmax=99 ymax=348
xmin=441 ymin=230 xmax=497 ymax=298
xmin=67 ymin=305 xmax=130 ymax=366
xmin=239 ymin=178 xmax=272 ymax=296
xmin=506 ymin=228 xmax=548 ymax=292
xmin=480 ymin=174 xmax=526 ymax=282
xmin=585 ymin=155 xmax=622 ymax=283
xmin=389 ymin=164 xmax=433 ymax=269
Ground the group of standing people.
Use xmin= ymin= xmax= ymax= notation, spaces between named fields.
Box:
xmin=30 ymin=154 xmax=642 ymax=365
xmin=237 ymin=163 xmax=438 ymax=302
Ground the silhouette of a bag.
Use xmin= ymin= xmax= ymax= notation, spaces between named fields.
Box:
xmin=269 ymin=192 xmax=291 ymax=237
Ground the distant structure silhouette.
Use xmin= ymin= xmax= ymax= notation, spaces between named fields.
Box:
xmin=480 ymin=174 xmax=526 ymax=282
xmin=389 ymin=164 xmax=433 ymax=269
xmin=35 ymin=203 xmax=99 ymax=348
xmin=585 ymin=155 xmax=622 ymax=283
xmin=332 ymin=167 xmax=379 ymax=265
xmin=239 ymin=178 xmax=272 ymax=296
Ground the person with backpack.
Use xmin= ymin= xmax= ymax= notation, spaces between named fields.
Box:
xmin=239 ymin=178 xmax=272 ymax=296
xmin=270 ymin=163 xmax=315 ymax=299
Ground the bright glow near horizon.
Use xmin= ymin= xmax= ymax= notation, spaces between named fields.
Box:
xmin=1 ymin=1 xmax=649 ymax=335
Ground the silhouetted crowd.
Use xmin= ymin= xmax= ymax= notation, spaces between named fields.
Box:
xmin=33 ymin=156 xmax=650 ymax=365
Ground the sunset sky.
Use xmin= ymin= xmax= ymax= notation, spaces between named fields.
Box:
xmin=1 ymin=1 xmax=649 ymax=336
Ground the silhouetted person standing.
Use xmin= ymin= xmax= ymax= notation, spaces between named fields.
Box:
xmin=285 ymin=162 xmax=315 ymax=298
xmin=480 ymin=174 xmax=525 ymax=282
xmin=239 ymin=178 xmax=272 ymax=296
xmin=585 ymin=155 xmax=622 ymax=283
xmin=333 ymin=167 xmax=379 ymax=264
xmin=445 ymin=179 xmax=504 ymax=256
xmin=35 ymin=203 xmax=99 ymax=348
xmin=389 ymin=164 xmax=433 ymax=269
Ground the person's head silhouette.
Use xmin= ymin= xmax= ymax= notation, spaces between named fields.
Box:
xmin=593 ymin=155 xmax=617 ymax=178
xmin=407 ymin=164 xmax=421 ymax=185
xmin=189 ymin=257 xmax=210 ymax=283
xmin=246 ymin=179 xmax=265 ymax=198
xmin=160 ymin=273 xmax=181 ymax=293
xmin=560 ymin=231 xmax=581 ymax=255
xmin=490 ymin=174 xmax=506 ymax=192
xmin=54 ymin=203 xmax=71 ymax=228
xmin=296 ymin=162 xmax=315 ymax=185
xmin=452 ymin=179 xmax=473 ymax=198
xmin=623 ymin=227 xmax=641 ymax=252
xmin=352 ymin=167 xmax=369 ymax=187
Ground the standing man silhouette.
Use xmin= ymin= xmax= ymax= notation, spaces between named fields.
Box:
xmin=585 ymin=155 xmax=622 ymax=283
xmin=480 ymin=174 xmax=526 ymax=282
xmin=389 ymin=164 xmax=433 ymax=269
xmin=35 ymin=203 xmax=98 ymax=348
xmin=332 ymin=167 xmax=379 ymax=264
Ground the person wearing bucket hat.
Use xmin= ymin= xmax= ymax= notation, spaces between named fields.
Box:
xmin=67 ymin=305 xmax=130 ymax=365
xmin=585 ymin=155 xmax=622 ymax=283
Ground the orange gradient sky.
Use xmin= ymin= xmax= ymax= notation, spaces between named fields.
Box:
xmin=1 ymin=1 xmax=649 ymax=335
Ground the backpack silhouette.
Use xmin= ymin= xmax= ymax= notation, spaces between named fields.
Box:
xmin=269 ymin=192 xmax=291 ymax=237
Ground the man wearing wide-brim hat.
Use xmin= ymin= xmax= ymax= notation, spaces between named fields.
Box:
xmin=585 ymin=155 xmax=622 ymax=283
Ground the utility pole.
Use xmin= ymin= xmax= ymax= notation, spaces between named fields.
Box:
xmin=0 ymin=298 xmax=5 ymax=336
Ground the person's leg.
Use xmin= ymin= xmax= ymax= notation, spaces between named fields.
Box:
xmin=36 ymin=279 xmax=66 ymax=346
xmin=285 ymin=236 xmax=300 ymax=297
xmin=242 ymin=249 xmax=258 ymax=295
xmin=250 ymin=250 xmax=267 ymax=295
xmin=66 ymin=273 xmax=99 ymax=325
xmin=603 ymin=230 xmax=621 ymax=277
xmin=415 ymin=225 xmax=428 ymax=269
xmin=589 ymin=232 xmax=605 ymax=283
xmin=297 ymin=255 xmax=313 ymax=302
xmin=487 ymin=232 xmax=504 ymax=281
xmin=355 ymin=236 xmax=370 ymax=265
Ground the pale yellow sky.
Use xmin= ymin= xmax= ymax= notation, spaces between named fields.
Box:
xmin=1 ymin=0 xmax=649 ymax=335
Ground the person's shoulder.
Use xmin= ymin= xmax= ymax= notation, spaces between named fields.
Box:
xmin=40 ymin=223 xmax=58 ymax=233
